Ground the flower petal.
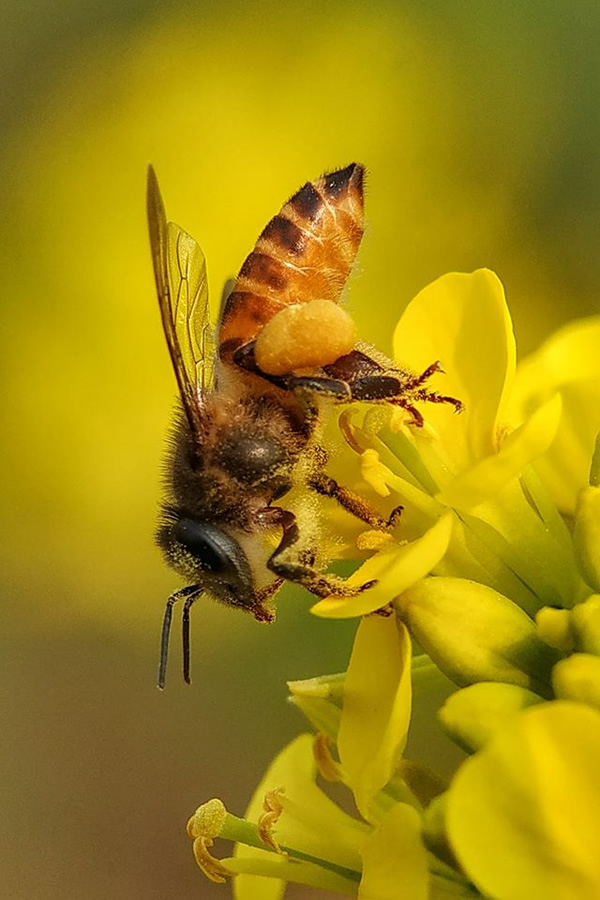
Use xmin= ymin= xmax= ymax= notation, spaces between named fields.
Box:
xmin=358 ymin=804 xmax=428 ymax=900
xmin=509 ymin=316 xmax=600 ymax=514
xmin=338 ymin=616 xmax=412 ymax=820
xmin=437 ymin=394 xmax=561 ymax=511
xmin=394 ymin=269 xmax=515 ymax=466
xmin=446 ymin=701 xmax=600 ymax=900
xmin=311 ymin=512 xmax=453 ymax=619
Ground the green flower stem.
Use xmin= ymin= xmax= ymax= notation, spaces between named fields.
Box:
xmin=221 ymin=813 xmax=362 ymax=884
xmin=368 ymin=776 xmax=422 ymax=817
xmin=220 ymin=812 xmax=263 ymax=849
xmin=287 ymin=672 xmax=346 ymax=700
xmin=225 ymin=856 xmax=359 ymax=894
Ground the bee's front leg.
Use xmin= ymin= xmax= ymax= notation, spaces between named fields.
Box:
xmin=307 ymin=472 xmax=402 ymax=530
xmin=256 ymin=506 xmax=377 ymax=599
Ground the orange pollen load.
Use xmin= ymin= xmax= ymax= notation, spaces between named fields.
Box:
xmin=254 ymin=298 xmax=357 ymax=376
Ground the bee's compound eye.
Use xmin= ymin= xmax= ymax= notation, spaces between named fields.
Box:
xmin=173 ymin=518 xmax=236 ymax=574
xmin=160 ymin=516 xmax=259 ymax=612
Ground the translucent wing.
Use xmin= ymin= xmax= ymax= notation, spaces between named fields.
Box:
xmin=147 ymin=166 xmax=215 ymax=438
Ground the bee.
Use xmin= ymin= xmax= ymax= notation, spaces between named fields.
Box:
xmin=147 ymin=163 xmax=461 ymax=687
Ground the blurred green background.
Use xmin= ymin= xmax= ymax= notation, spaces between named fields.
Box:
xmin=2 ymin=1 xmax=599 ymax=897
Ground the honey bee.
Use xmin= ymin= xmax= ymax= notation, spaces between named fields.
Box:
xmin=147 ymin=163 xmax=461 ymax=687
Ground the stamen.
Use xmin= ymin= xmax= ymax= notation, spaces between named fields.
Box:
xmin=258 ymin=788 xmax=285 ymax=852
xmin=338 ymin=409 xmax=366 ymax=454
xmin=191 ymin=836 xmax=232 ymax=884
xmin=360 ymin=448 xmax=392 ymax=497
xmin=356 ymin=530 xmax=395 ymax=551
xmin=313 ymin=733 xmax=343 ymax=783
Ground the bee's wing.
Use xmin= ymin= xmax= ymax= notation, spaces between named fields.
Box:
xmin=147 ymin=166 xmax=215 ymax=437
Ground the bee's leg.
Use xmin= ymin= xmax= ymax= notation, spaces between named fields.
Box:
xmin=307 ymin=472 xmax=402 ymax=530
xmin=233 ymin=343 xmax=463 ymax=423
xmin=257 ymin=506 xmax=377 ymax=599
xmin=324 ymin=351 xmax=464 ymax=418
xmin=233 ymin=342 xmax=350 ymax=403
xmin=288 ymin=371 xmax=463 ymax=426
xmin=253 ymin=577 xmax=284 ymax=621
xmin=233 ymin=341 xmax=322 ymax=436
xmin=285 ymin=372 xmax=430 ymax=426
xmin=232 ymin=341 xmax=288 ymax=389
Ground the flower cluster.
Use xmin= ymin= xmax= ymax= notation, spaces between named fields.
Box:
xmin=186 ymin=270 xmax=600 ymax=899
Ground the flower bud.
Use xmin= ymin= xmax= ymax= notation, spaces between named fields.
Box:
xmin=421 ymin=794 xmax=458 ymax=870
xmin=439 ymin=682 xmax=542 ymax=752
xmin=287 ymin=674 xmax=344 ymax=740
xmin=552 ymin=653 xmax=600 ymax=711
xmin=396 ymin=577 xmax=559 ymax=696
xmin=535 ymin=606 xmax=575 ymax=652
xmin=571 ymin=594 xmax=600 ymax=655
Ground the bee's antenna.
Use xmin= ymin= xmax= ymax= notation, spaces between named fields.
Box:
xmin=158 ymin=585 xmax=200 ymax=689
xmin=182 ymin=594 xmax=198 ymax=684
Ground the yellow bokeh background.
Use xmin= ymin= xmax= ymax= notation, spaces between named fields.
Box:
xmin=2 ymin=2 xmax=599 ymax=897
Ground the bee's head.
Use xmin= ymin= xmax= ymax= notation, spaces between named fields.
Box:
xmin=157 ymin=512 xmax=274 ymax=621
xmin=156 ymin=513 xmax=275 ymax=688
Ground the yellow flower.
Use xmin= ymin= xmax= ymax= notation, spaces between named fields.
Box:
xmin=187 ymin=616 xmax=418 ymax=896
xmin=313 ymin=269 xmax=592 ymax=622
xmin=187 ymin=614 xmax=475 ymax=897
xmin=184 ymin=271 xmax=600 ymax=899
xmin=445 ymin=701 xmax=600 ymax=900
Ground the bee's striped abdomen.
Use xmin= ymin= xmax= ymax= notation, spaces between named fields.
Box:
xmin=219 ymin=163 xmax=364 ymax=362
